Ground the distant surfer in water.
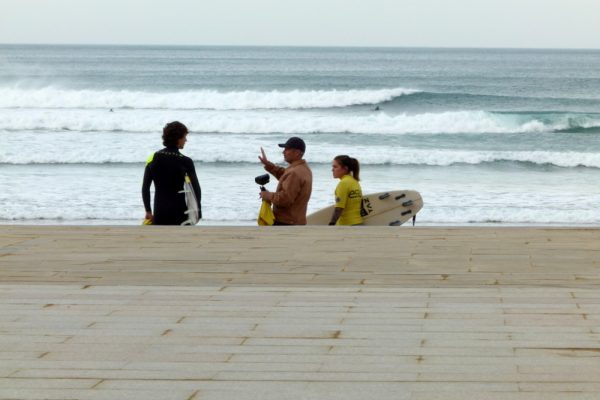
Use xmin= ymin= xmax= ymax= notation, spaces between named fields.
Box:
xmin=329 ymin=155 xmax=363 ymax=226
xmin=142 ymin=121 xmax=202 ymax=225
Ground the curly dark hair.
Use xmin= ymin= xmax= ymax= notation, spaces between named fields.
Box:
xmin=162 ymin=121 xmax=189 ymax=147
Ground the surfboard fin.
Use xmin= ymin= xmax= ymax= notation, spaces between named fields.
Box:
xmin=379 ymin=193 xmax=390 ymax=200
xmin=395 ymin=194 xmax=406 ymax=200
xmin=402 ymin=200 xmax=413 ymax=207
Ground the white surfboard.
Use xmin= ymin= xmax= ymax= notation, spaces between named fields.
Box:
xmin=179 ymin=175 xmax=200 ymax=226
xmin=307 ymin=190 xmax=423 ymax=226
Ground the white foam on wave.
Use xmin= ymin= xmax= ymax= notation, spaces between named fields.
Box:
xmin=0 ymin=86 xmax=418 ymax=110
xmin=3 ymin=108 xmax=594 ymax=135
xmin=515 ymin=116 xmax=600 ymax=133
xmin=2 ymin=131 xmax=600 ymax=168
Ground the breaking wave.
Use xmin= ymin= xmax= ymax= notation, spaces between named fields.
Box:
xmin=0 ymin=86 xmax=419 ymax=110
xmin=2 ymin=108 xmax=600 ymax=135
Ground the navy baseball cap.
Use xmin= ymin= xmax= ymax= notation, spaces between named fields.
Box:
xmin=278 ymin=137 xmax=306 ymax=152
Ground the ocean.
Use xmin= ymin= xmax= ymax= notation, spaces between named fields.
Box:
xmin=1 ymin=44 xmax=600 ymax=225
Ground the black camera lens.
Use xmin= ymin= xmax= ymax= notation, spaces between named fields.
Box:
xmin=255 ymin=174 xmax=270 ymax=186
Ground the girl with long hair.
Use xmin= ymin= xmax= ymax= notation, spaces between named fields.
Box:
xmin=329 ymin=155 xmax=363 ymax=226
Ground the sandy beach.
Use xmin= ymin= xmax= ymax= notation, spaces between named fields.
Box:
xmin=1 ymin=225 xmax=599 ymax=399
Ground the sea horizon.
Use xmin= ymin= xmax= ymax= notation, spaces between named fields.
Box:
xmin=2 ymin=42 xmax=600 ymax=51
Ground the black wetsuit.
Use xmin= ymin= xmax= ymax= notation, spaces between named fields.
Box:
xmin=142 ymin=147 xmax=202 ymax=225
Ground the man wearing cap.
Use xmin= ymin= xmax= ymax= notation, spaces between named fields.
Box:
xmin=258 ymin=137 xmax=313 ymax=225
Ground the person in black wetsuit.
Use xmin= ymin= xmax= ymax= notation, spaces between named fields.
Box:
xmin=142 ymin=121 xmax=202 ymax=225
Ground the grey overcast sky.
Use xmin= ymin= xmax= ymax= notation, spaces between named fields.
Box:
xmin=1 ymin=0 xmax=599 ymax=48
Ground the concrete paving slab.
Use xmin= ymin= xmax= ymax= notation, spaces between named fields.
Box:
xmin=1 ymin=226 xmax=600 ymax=399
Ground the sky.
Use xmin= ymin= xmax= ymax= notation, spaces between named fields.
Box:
xmin=1 ymin=0 xmax=599 ymax=48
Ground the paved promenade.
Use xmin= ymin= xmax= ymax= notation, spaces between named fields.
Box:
xmin=1 ymin=226 xmax=599 ymax=399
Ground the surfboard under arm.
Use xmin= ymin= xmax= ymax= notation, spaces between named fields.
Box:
xmin=306 ymin=190 xmax=423 ymax=226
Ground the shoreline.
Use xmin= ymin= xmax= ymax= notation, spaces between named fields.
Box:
xmin=3 ymin=220 xmax=600 ymax=228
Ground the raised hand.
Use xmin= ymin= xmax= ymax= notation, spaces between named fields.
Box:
xmin=258 ymin=147 xmax=269 ymax=166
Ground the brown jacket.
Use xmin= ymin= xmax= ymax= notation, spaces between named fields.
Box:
xmin=264 ymin=159 xmax=312 ymax=225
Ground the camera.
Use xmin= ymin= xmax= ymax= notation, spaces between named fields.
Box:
xmin=255 ymin=174 xmax=270 ymax=191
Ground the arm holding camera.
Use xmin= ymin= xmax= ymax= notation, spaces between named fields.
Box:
xmin=259 ymin=190 xmax=273 ymax=201
xmin=259 ymin=172 xmax=302 ymax=206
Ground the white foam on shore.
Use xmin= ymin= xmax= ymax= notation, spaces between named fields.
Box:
xmin=2 ymin=191 xmax=599 ymax=225
xmin=2 ymin=160 xmax=600 ymax=225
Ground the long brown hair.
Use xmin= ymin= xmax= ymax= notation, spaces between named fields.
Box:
xmin=334 ymin=155 xmax=360 ymax=181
